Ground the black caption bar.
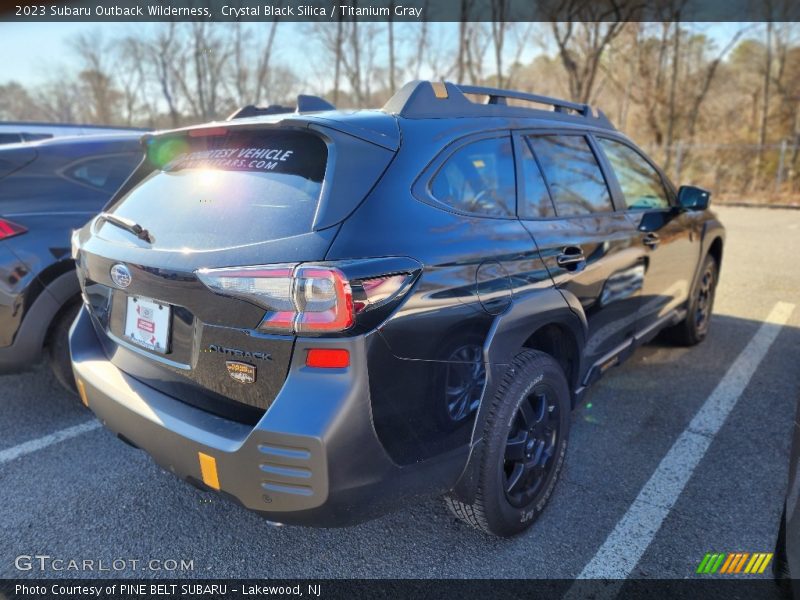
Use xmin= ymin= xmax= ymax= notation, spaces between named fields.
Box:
xmin=0 ymin=579 xmax=786 ymax=600
xmin=2 ymin=0 xmax=799 ymax=22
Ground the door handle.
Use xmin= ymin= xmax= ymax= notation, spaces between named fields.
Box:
xmin=643 ymin=232 xmax=661 ymax=248
xmin=556 ymin=246 xmax=586 ymax=270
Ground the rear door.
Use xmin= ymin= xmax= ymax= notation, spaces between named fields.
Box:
xmin=514 ymin=131 xmax=645 ymax=377
xmin=593 ymin=136 xmax=701 ymax=337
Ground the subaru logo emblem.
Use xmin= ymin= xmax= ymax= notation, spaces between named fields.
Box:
xmin=110 ymin=263 xmax=132 ymax=289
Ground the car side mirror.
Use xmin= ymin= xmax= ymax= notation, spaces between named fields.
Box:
xmin=677 ymin=186 xmax=711 ymax=211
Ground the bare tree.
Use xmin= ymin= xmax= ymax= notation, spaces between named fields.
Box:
xmin=754 ymin=20 xmax=774 ymax=186
xmin=71 ymin=32 xmax=121 ymax=123
xmin=550 ymin=0 xmax=640 ymax=103
xmin=490 ymin=0 xmax=510 ymax=86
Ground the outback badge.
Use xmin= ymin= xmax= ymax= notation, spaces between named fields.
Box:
xmin=226 ymin=361 xmax=256 ymax=384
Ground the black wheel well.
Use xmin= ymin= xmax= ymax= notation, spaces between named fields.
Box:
xmin=521 ymin=323 xmax=579 ymax=395
xmin=708 ymin=237 xmax=723 ymax=268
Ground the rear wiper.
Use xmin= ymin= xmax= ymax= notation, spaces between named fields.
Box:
xmin=97 ymin=213 xmax=154 ymax=244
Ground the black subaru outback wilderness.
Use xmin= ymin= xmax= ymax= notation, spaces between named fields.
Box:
xmin=70 ymin=81 xmax=724 ymax=537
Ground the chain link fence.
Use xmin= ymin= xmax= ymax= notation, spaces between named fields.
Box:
xmin=642 ymin=141 xmax=800 ymax=206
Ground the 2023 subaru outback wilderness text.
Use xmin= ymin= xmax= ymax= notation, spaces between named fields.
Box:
xmin=69 ymin=81 xmax=724 ymax=537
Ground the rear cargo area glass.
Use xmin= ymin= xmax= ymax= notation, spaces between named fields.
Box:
xmin=100 ymin=130 xmax=327 ymax=250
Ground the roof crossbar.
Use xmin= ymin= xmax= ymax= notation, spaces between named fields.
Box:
xmin=382 ymin=80 xmax=613 ymax=129
xmin=457 ymin=84 xmax=592 ymax=117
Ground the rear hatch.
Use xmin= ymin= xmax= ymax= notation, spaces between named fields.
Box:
xmin=75 ymin=122 xmax=396 ymax=423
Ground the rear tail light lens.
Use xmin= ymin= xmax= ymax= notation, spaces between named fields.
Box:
xmin=0 ymin=218 xmax=27 ymax=241
xmin=293 ymin=267 xmax=353 ymax=333
xmin=196 ymin=264 xmax=354 ymax=334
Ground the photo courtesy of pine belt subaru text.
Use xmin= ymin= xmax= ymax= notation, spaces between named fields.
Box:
xmin=69 ymin=81 xmax=724 ymax=537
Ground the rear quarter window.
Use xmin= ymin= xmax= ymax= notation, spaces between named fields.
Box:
xmin=429 ymin=137 xmax=515 ymax=218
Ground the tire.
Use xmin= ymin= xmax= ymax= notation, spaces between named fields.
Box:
xmin=47 ymin=301 xmax=81 ymax=395
xmin=445 ymin=349 xmax=570 ymax=537
xmin=665 ymin=254 xmax=718 ymax=346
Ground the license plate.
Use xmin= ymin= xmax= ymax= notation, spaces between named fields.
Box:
xmin=124 ymin=296 xmax=170 ymax=353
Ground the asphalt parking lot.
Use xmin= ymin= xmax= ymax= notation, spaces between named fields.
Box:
xmin=0 ymin=206 xmax=798 ymax=581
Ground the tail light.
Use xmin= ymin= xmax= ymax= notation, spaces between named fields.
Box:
xmin=0 ymin=218 xmax=27 ymax=241
xmin=197 ymin=264 xmax=412 ymax=335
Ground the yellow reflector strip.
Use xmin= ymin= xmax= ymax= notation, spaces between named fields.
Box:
xmin=76 ymin=379 xmax=89 ymax=407
xmin=758 ymin=553 xmax=773 ymax=574
xmin=750 ymin=553 xmax=766 ymax=574
xmin=431 ymin=81 xmax=448 ymax=99
xmin=198 ymin=452 xmax=220 ymax=490
xmin=744 ymin=553 xmax=759 ymax=573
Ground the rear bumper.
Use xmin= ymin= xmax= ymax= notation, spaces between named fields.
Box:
xmin=70 ymin=305 xmax=452 ymax=526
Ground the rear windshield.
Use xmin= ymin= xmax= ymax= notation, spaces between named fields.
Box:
xmin=102 ymin=129 xmax=327 ymax=250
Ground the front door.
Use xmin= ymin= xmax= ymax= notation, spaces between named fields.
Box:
xmin=593 ymin=136 xmax=701 ymax=337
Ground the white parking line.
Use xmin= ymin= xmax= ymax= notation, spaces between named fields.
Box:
xmin=0 ymin=420 xmax=101 ymax=465
xmin=573 ymin=301 xmax=795 ymax=583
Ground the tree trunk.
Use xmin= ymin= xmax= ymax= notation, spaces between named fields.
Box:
xmin=754 ymin=21 xmax=773 ymax=190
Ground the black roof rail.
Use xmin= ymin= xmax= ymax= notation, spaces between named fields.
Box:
xmin=227 ymin=94 xmax=336 ymax=120
xmin=382 ymin=80 xmax=614 ymax=129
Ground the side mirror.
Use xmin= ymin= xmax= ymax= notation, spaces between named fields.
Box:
xmin=677 ymin=185 xmax=711 ymax=211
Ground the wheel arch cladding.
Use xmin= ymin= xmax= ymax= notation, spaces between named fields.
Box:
xmin=482 ymin=287 xmax=586 ymax=381
xmin=451 ymin=288 xmax=586 ymax=502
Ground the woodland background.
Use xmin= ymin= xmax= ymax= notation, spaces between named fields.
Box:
xmin=1 ymin=16 xmax=799 ymax=203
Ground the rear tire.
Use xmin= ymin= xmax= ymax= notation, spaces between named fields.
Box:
xmin=665 ymin=254 xmax=718 ymax=346
xmin=445 ymin=349 xmax=570 ymax=537
xmin=47 ymin=301 xmax=80 ymax=395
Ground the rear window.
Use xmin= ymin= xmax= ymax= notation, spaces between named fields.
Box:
xmin=103 ymin=130 xmax=327 ymax=250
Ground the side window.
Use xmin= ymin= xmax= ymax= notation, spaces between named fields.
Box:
xmin=598 ymin=138 xmax=670 ymax=210
xmin=63 ymin=153 xmax=140 ymax=193
xmin=527 ymin=134 xmax=613 ymax=217
xmin=519 ymin=140 xmax=556 ymax=218
xmin=430 ymin=137 xmax=515 ymax=218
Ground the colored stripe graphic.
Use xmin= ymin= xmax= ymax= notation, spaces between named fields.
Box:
xmin=701 ymin=553 xmax=774 ymax=575
xmin=719 ymin=554 xmax=735 ymax=574
xmin=697 ymin=553 xmax=713 ymax=573
xmin=700 ymin=553 xmax=726 ymax=574
xmin=744 ymin=554 xmax=760 ymax=573
xmin=759 ymin=554 xmax=773 ymax=574
xmin=734 ymin=553 xmax=750 ymax=573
